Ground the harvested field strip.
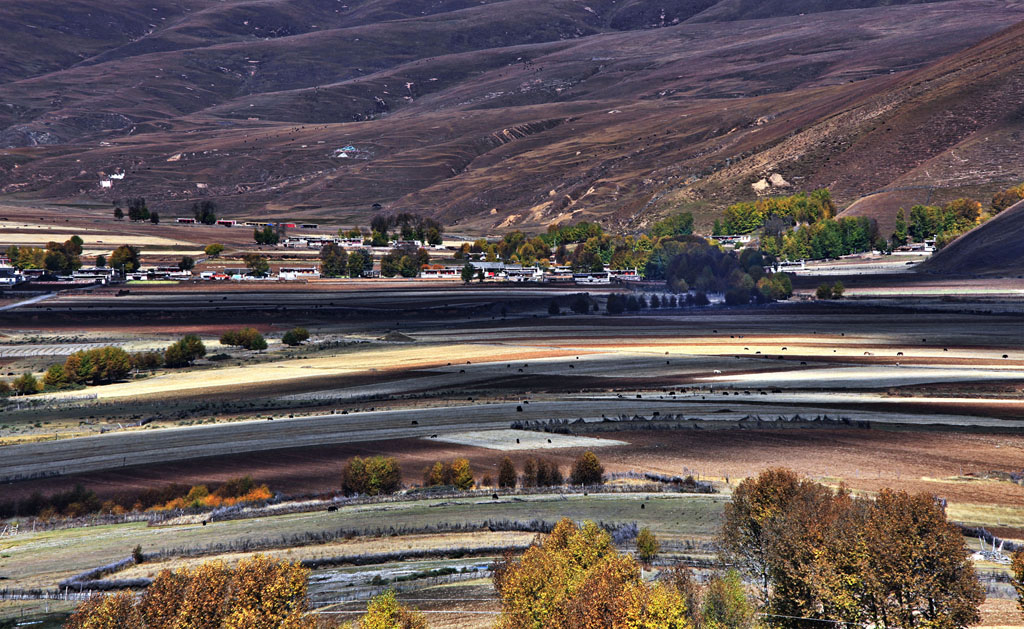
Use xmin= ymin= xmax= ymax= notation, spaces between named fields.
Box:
xmin=94 ymin=532 xmax=540 ymax=581
xmin=0 ymin=493 xmax=724 ymax=589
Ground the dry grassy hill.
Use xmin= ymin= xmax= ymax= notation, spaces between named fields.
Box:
xmin=0 ymin=0 xmax=1022 ymax=233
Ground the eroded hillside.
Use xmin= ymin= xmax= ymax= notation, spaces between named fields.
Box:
xmin=0 ymin=0 xmax=1022 ymax=231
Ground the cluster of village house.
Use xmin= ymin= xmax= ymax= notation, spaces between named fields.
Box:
xmin=0 ymin=255 xmax=640 ymax=286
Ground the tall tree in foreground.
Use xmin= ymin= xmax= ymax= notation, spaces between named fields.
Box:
xmin=65 ymin=555 xmax=312 ymax=629
xmin=722 ymin=468 xmax=983 ymax=628
xmin=1012 ymin=549 xmax=1024 ymax=614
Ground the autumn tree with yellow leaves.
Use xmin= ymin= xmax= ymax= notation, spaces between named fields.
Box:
xmin=64 ymin=555 xmax=312 ymax=629
xmin=492 ymin=518 xmax=691 ymax=628
xmin=350 ymin=590 xmax=428 ymax=629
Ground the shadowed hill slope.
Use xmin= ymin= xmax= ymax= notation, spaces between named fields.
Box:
xmin=918 ymin=199 xmax=1024 ymax=276
xmin=0 ymin=0 xmax=1022 ymax=232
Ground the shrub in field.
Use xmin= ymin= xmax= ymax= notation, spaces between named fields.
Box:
xmin=354 ymin=590 xmax=427 ymax=629
xmin=422 ymin=458 xmax=475 ymax=490
xmin=341 ymin=456 xmax=402 ymax=496
xmin=12 ymin=372 xmax=41 ymax=395
xmin=220 ymin=327 xmax=268 ymax=351
xmin=44 ymin=346 xmax=133 ymax=388
xmin=701 ymin=569 xmax=756 ymax=629
xmin=281 ymin=327 xmax=310 ymax=346
xmin=131 ymin=351 xmax=164 ymax=371
xmin=450 ymin=458 xmax=474 ymax=490
xmin=150 ymin=476 xmax=272 ymax=510
xmin=522 ymin=457 xmax=563 ymax=487
xmin=570 ymin=451 xmax=605 ymax=486
xmin=498 ymin=456 xmax=517 ymax=488
xmin=164 ymin=334 xmax=205 ymax=367
xmin=636 ymin=527 xmax=659 ymax=564
xmin=816 ymin=281 xmax=845 ymax=300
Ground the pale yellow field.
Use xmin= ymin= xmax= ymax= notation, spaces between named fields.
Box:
xmin=519 ymin=335 xmax=1021 ymax=362
xmin=946 ymin=502 xmax=1024 ymax=535
xmin=0 ymin=230 xmax=191 ymax=248
xmin=44 ymin=343 xmax=583 ymax=400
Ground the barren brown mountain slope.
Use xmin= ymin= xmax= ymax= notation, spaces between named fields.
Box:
xmin=0 ymin=0 xmax=1022 ymax=232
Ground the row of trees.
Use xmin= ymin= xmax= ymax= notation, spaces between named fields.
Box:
xmin=423 ymin=458 xmax=475 ymax=490
xmin=115 ymin=198 xmax=159 ymax=224
xmin=115 ymin=199 xmax=216 ymax=224
xmin=150 ymin=476 xmax=272 ymax=511
xmin=380 ymin=246 xmax=430 ymax=278
xmin=253 ymin=225 xmax=281 ymax=245
xmin=357 ymin=553 xmax=755 ymax=629
xmin=892 ymin=198 xmax=983 ymax=248
xmin=319 ymin=244 xmax=372 ymax=278
xmin=497 ymin=456 xmax=563 ymax=488
xmin=35 ymin=336 xmax=203 ymax=392
xmin=714 ymin=190 xmax=836 ymax=235
xmin=453 ymin=212 xmax=691 ymax=273
xmin=647 ymin=239 xmax=792 ymax=304
xmin=35 ymin=327 xmax=307 ymax=394
xmin=6 ymin=236 xmax=83 ymax=274
xmin=44 ymin=346 xmax=133 ymax=388
xmin=1 ymin=475 xmax=272 ymax=520
xmin=369 ymin=212 xmax=444 ymax=246
xmin=991 ymin=182 xmax=1024 ymax=214
xmin=763 ymin=216 xmax=882 ymax=261
xmin=605 ymin=292 xmax=711 ymax=314
xmin=341 ymin=456 xmax=402 ymax=496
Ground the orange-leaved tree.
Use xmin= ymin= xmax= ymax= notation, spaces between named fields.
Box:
xmin=64 ymin=555 xmax=313 ymax=629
